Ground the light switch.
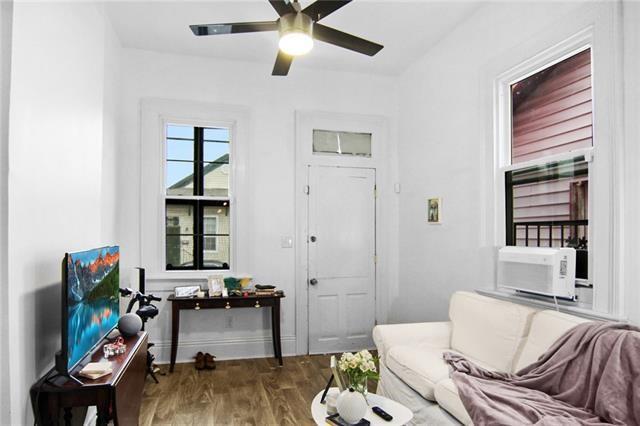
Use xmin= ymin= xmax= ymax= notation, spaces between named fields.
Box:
xmin=281 ymin=236 xmax=293 ymax=248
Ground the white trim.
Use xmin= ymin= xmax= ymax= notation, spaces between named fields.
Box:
xmin=294 ymin=110 xmax=392 ymax=355
xmin=152 ymin=335 xmax=297 ymax=364
xmin=140 ymin=99 xmax=251 ymax=278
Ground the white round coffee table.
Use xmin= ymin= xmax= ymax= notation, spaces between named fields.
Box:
xmin=311 ymin=388 xmax=413 ymax=425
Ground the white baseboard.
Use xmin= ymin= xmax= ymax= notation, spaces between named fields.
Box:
xmin=150 ymin=335 xmax=297 ymax=364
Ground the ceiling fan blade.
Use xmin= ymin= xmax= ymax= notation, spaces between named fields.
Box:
xmin=190 ymin=21 xmax=278 ymax=36
xmin=269 ymin=0 xmax=296 ymax=16
xmin=302 ymin=0 xmax=352 ymax=22
xmin=272 ymin=50 xmax=293 ymax=76
xmin=313 ymin=24 xmax=383 ymax=56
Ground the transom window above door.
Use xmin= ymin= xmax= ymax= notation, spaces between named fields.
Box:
xmin=165 ymin=123 xmax=231 ymax=270
xmin=312 ymin=129 xmax=372 ymax=157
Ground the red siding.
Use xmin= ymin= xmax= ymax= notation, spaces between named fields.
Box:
xmin=510 ymin=49 xmax=592 ymax=247
xmin=511 ymin=49 xmax=593 ymax=164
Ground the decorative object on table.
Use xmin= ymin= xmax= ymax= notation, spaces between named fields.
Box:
xmin=103 ymin=336 xmax=127 ymax=358
xmin=223 ymin=277 xmax=241 ymax=292
xmin=207 ymin=275 xmax=224 ymax=297
xmin=255 ymin=284 xmax=277 ymax=296
xmin=336 ymin=388 xmax=368 ymax=425
xmin=78 ymin=362 xmax=113 ymax=380
xmin=338 ymin=350 xmax=379 ymax=395
xmin=174 ymin=285 xmax=201 ymax=298
xmin=427 ymin=197 xmax=442 ymax=224
xmin=326 ymin=412 xmax=370 ymax=426
xmin=238 ymin=275 xmax=253 ymax=288
xmin=118 ymin=313 xmax=143 ymax=337
xmin=330 ymin=355 xmax=346 ymax=392
xmin=325 ymin=388 xmax=340 ymax=415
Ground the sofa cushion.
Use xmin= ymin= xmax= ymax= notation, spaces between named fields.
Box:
xmin=449 ymin=291 xmax=537 ymax=372
xmin=434 ymin=378 xmax=472 ymax=426
xmin=386 ymin=344 xmax=495 ymax=401
xmin=513 ymin=309 xmax=590 ymax=372
xmin=373 ymin=321 xmax=452 ymax=365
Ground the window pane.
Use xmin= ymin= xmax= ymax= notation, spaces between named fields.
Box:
xmin=167 ymin=139 xmax=193 ymax=161
xmin=167 ymin=124 xmax=193 ymax=139
xmin=166 ymin=235 xmax=195 ymax=268
xmin=313 ymin=130 xmax=372 ymax=157
xmin=203 ymin=162 xmax=229 ymax=197
xmin=203 ymin=216 xmax=218 ymax=234
xmin=511 ymin=49 xmax=593 ymax=164
xmin=203 ymin=127 xmax=229 ymax=142
xmin=203 ymin=204 xmax=229 ymax=268
xmin=166 ymin=161 xmax=195 ymax=196
xmin=166 ymin=204 xmax=194 ymax=235
xmin=203 ymin=236 xmax=230 ymax=269
xmin=204 ymin=141 xmax=229 ymax=163
xmin=507 ymin=157 xmax=588 ymax=279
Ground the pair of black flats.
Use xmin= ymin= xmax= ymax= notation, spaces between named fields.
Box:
xmin=194 ymin=352 xmax=216 ymax=370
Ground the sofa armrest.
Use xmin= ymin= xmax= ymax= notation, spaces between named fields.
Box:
xmin=373 ymin=321 xmax=452 ymax=364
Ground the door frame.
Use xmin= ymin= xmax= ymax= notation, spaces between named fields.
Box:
xmin=294 ymin=110 xmax=395 ymax=355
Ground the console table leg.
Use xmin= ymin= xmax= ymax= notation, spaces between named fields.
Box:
xmin=271 ymin=305 xmax=277 ymax=361
xmin=274 ymin=300 xmax=283 ymax=366
xmin=96 ymin=405 xmax=109 ymax=426
xmin=63 ymin=407 xmax=72 ymax=426
xmin=170 ymin=302 xmax=179 ymax=373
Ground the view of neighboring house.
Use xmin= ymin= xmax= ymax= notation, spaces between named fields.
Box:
xmin=166 ymin=153 xmax=231 ymax=269
xmin=508 ymin=49 xmax=591 ymax=278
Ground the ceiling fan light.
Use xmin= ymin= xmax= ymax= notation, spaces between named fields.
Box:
xmin=279 ymin=32 xmax=314 ymax=56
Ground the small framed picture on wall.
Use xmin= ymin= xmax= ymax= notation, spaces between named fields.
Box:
xmin=427 ymin=197 xmax=442 ymax=224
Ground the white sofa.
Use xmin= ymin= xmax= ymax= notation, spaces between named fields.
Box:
xmin=373 ymin=291 xmax=590 ymax=425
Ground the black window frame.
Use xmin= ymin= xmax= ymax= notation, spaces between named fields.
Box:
xmin=165 ymin=125 xmax=231 ymax=271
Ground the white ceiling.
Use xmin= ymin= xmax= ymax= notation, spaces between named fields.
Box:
xmin=105 ymin=0 xmax=481 ymax=75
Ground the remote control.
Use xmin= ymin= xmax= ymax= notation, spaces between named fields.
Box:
xmin=372 ymin=406 xmax=393 ymax=421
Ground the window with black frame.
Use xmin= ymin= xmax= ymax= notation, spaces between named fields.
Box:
xmin=165 ymin=124 xmax=231 ymax=270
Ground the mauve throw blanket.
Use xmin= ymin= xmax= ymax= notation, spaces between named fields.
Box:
xmin=443 ymin=322 xmax=640 ymax=426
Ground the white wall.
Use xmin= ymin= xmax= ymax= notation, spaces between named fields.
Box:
xmin=393 ymin=1 xmax=632 ymax=323
xmin=5 ymin=3 xmax=121 ymax=423
xmin=0 ymin=1 xmax=13 ymax=423
xmin=117 ymin=48 xmax=398 ymax=362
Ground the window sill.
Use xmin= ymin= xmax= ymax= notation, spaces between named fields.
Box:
xmin=476 ymin=288 xmax=626 ymax=322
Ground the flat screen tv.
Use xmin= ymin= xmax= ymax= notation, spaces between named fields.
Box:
xmin=57 ymin=246 xmax=120 ymax=375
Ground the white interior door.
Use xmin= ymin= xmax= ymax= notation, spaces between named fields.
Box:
xmin=308 ymin=166 xmax=376 ymax=354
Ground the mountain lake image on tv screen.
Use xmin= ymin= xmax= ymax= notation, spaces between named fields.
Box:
xmin=66 ymin=246 xmax=120 ymax=369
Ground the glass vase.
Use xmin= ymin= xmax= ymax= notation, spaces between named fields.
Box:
xmin=350 ymin=376 xmax=368 ymax=396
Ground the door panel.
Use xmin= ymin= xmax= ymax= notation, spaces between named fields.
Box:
xmin=308 ymin=166 xmax=376 ymax=354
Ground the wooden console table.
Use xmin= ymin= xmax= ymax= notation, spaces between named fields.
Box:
xmin=168 ymin=293 xmax=285 ymax=372
xmin=30 ymin=332 xmax=148 ymax=426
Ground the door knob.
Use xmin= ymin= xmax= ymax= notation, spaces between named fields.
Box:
xmin=309 ymin=278 xmax=318 ymax=285
xmin=310 ymin=235 xmax=317 ymax=242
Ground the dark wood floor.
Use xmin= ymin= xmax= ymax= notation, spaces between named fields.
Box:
xmin=140 ymin=355 xmax=336 ymax=425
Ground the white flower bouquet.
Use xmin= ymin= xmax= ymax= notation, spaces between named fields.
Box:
xmin=337 ymin=350 xmax=379 ymax=394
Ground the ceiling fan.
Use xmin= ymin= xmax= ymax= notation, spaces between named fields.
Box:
xmin=189 ymin=0 xmax=384 ymax=76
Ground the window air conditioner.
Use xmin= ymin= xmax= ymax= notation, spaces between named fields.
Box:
xmin=497 ymin=246 xmax=576 ymax=300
